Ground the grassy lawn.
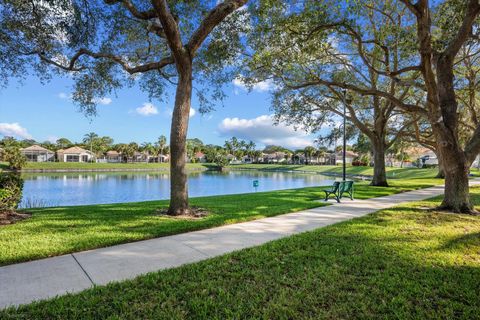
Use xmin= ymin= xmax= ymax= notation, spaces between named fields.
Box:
xmin=2 ymin=186 xmax=479 ymax=319
xmin=231 ymin=164 xmax=480 ymax=179
xmin=0 ymin=179 xmax=439 ymax=266
xmin=0 ymin=161 xmax=212 ymax=171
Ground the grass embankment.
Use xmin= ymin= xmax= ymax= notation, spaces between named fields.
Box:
xmin=0 ymin=179 xmax=439 ymax=266
xmin=3 ymin=186 xmax=479 ymax=319
xmin=231 ymin=164 xmax=480 ymax=179
xmin=0 ymin=162 xmax=213 ymax=171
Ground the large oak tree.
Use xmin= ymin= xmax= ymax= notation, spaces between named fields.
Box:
xmin=0 ymin=0 xmax=248 ymax=215
xmin=247 ymin=0 xmax=480 ymax=212
xmin=243 ymin=0 xmax=417 ymax=186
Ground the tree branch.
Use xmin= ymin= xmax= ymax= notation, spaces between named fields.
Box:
xmin=104 ymin=0 xmax=157 ymax=20
xmin=151 ymin=0 xmax=184 ymax=59
xmin=443 ymin=0 xmax=480 ymax=60
xmin=284 ymin=77 xmax=427 ymax=115
xmin=464 ymin=122 xmax=480 ymax=164
xmin=37 ymin=49 xmax=174 ymax=74
xmin=186 ymin=0 xmax=248 ymax=55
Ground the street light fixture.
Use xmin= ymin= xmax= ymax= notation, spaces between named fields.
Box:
xmin=342 ymin=90 xmax=352 ymax=181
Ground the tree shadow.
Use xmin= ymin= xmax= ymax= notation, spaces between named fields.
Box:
xmin=5 ymin=206 xmax=480 ymax=319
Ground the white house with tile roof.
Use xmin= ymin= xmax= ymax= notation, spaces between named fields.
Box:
xmin=20 ymin=145 xmax=55 ymax=162
xmin=57 ymin=146 xmax=94 ymax=162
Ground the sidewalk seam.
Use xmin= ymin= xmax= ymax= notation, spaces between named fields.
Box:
xmin=180 ymin=242 xmax=213 ymax=258
xmin=71 ymin=254 xmax=95 ymax=286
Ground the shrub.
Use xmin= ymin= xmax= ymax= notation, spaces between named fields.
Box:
xmin=3 ymin=146 xmax=27 ymax=170
xmin=352 ymin=154 xmax=369 ymax=166
xmin=214 ymin=153 xmax=230 ymax=169
xmin=0 ymin=173 xmax=24 ymax=212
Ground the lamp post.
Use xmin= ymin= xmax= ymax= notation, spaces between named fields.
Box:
xmin=342 ymin=90 xmax=351 ymax=181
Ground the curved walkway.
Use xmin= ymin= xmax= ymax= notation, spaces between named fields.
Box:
xmin=0 ymin=182 xmax=475 ymax=309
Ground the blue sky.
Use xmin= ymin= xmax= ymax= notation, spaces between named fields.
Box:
xmin=0 ymin=75 xmax=318 ymax=149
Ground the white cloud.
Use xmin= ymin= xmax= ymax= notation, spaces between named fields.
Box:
xmin=189 ymin=108 xmax=196 ymax=117
xmin=95 ymin=97 xmax=112 ymax=105
xmin=58 ymin=92 xmax=70 ymax=99
xmin=232 ymin=77 xmax=274 ymax=93
xmin=218 ymin=115 xmax=314 ymax=149
xmin=136 ymin=102 xmax=158 ymax=116
xmin=0 ymin=123 xmax=33 ymax=139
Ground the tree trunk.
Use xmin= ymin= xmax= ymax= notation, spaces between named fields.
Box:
xmin=434 ymin=57 xmax=474 ymax=213
xmin=371 ymin=141 xmax=388 ymax=187
xmin=434 ymin=149 xmax=445 ymax=179
xmin=438 ymin=148 xmax=472 ymax=212
xmin=167 ymin=58 xmax=193 ymax=216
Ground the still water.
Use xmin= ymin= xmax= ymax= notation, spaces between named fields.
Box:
xmin=20 ymin=170 xmax=336 ymax=207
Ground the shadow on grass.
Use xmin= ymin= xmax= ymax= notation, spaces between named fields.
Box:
xmin=0 ymin=187 xmax=329 ymax=266
xmin=3 ymin=202 xmax=480 ymax=319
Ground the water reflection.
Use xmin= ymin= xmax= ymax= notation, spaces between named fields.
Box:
xmin=20 ymin=170 xmax=335 ymax=207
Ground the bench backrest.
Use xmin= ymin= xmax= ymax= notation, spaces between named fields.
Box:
xmin=331 ymin=181 xmax=341 ymax=192
xmin=343 ymin=181 xmax=354 ymax=192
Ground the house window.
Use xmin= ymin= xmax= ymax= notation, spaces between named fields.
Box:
xmin=26 ymin=154 xmax=38 ymax=162
xmin=66 ymin=155 xmax=80 ymax=162
xmin=81 ymin=155 xmax=89 ymax=162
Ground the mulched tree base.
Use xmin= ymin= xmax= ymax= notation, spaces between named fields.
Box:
xmin=154 ymin=206 xmax=209 ymax=219
xmin=0 ymin=211 xmax=31 ymax=225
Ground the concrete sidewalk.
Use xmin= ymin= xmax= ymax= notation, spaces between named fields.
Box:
xmin=0 ymin=183 xmax=462 ymax=309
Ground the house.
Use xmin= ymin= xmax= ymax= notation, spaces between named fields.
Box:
xmin=292 ymin=153 xmax=306 ymax=164
xmin=158 ymin=154 xmax=169 ymax=163
xmin=20 ymin=145 xmax=55 ymax=162
xmin=405 ymin=146 xmax=431 ymax=161
xmin=0 ymin=147 xmax=3 ymax=161
xmin=194 ymin=151 xmax=207 ymax=163
xmin=226 ymin=154 xmax=239 ymax=164
xmin=418 ymin=150 xmax=438 ymax=167
xmin=132 ymin=151 xmax=148 ymax=163
xmin=264 ymin=152 xmax=287 ymax=164
xmin=241 ymin=155 xmax=253 ymax=164
xmin=105 ymin=150 xmax=122 ymax=163
xmin=148 ymin=154 xmax=169 ymax=163
xmin=335 ymin=150 xmax=358 ymax=165
xmin=57 ymin=147 xmax=94 ymax=162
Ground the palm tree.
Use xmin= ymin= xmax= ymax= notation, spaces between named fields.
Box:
xmin=253 ymin=150 xmax=262 ymax=163
xmin=224 ymin=141 xmax=233 ymax=155
xmin=156 ymin=135 xmax=167 ymax=161
xmin=141 ymin=142 xmax=156 ymax=162
xmin=83 ymin=132 xmax=99 ymax=156
xmin=304 ymin=146 xmax=316 ymax=165
xmin=315 ymin=149 xmax=326 ymax=165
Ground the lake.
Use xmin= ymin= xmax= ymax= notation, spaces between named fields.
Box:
xmin=20 ymin=170 xmax=337 ymax=208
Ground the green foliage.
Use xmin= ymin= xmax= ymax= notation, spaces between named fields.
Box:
xmin=352 ymin=154 xmax=371 ymax=166
xmin=0 ymin=0 xmax=249 ymax=114
xmin=263 ymin=145 xmax=292 ymax=154
xmin=55 ymin=138 xmax=72 ymax=149
xmin=156 ymin=135 xmax=168 ymax=156
xmin=214 ymin=154 xmax=230 ymax=168
xmin=3 ymin=146 xmax=26 ymax=170
xmin=0 ymin=172 xmax=23 ymax=212
xmin=353 ymin=134 xmax=372 ymax=155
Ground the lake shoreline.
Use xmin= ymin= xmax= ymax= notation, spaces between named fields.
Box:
xmin=228 ymin=166 xmax=373 ymax=180
xmin=15 ymin=167 xmax=214 ymax=173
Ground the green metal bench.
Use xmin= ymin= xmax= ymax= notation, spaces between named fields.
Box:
xmin=340 ymin=180 xmax=354 ymax=200
xmin=323 ymin=181 xmax=354 ymax=202
xmin=323 ymin=181 xmax=342 ymax=202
